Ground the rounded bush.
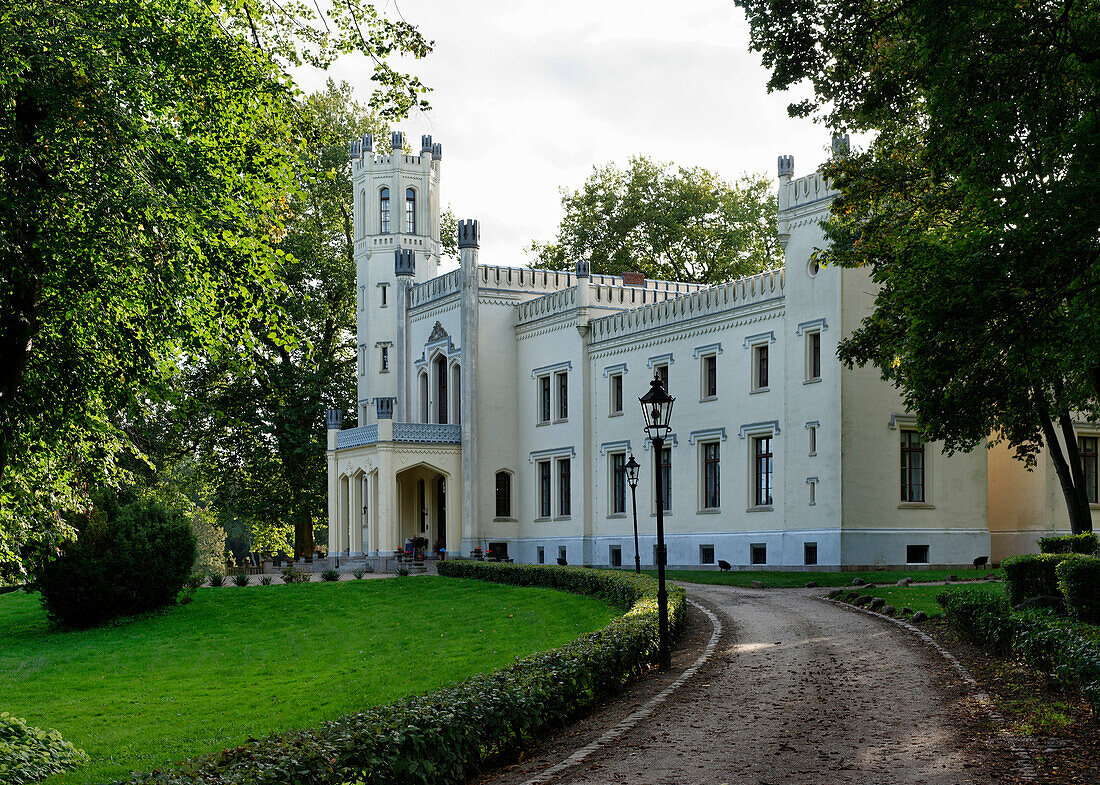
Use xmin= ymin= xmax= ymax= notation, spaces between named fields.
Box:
xmin=1001 ymin=552 xmax=1087 ymax=606
xmin=1038 ymin=533 xmax=1099 ymax=555
xmin=0 ymin=711 xmax=87 ymax=784
xmin=37 ymin=495 xmax=197 ymax=627
xmin=1056 ymin=556 xmax=1100 ymax=623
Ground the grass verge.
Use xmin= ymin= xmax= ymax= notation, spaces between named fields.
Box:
xmin=854 ymin=582 xmax=1004 ymax=617
xmin=656 ymin=566 xmax=1001 ymax=588
xmin=0 ymin=577 xmax=616 ymax=784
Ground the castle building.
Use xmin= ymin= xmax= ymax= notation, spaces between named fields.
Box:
xmin=325 ymin=132 xmax=1084 ymax=570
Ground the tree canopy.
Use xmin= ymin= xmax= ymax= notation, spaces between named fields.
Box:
xmin=529 ymin=156 xmax=781 ymax=284
xmin=0 ymin=0 xmax=431 ymax=578
xmin=737 ymin=0 xmax=1100 ymax=531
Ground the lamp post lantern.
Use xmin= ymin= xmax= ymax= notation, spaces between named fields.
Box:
xmin=625 ymin=454 xmax=641 ymax=574
xmin=639 ymin=371 xmax=674 ymax=671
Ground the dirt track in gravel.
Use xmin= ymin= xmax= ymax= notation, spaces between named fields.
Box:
xmin=478 ymin=584 xmax=1000 ymax=785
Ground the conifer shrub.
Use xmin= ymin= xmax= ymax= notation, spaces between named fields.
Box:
xmin=1000 ymin=552 xmax=1088 ymax=606
xmin=1055 ymin=557 xmax=1100 ymax=623
xmin=36 ymin=494 xmax=197 ymax=627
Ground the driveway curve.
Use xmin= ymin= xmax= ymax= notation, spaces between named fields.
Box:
xmin=492 ymin=584 xmax=996 ymax=785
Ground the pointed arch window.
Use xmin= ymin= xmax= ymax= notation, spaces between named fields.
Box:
xmin=405 ymin=188 xmax=416 ymax=234
xmin=379 ymin=187 xmax=390 ymax=234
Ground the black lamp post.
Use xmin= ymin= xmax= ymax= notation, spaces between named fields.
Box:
xmin=639 ymin=371 xmax=674 ymax=671
xmin=625 ymin=454 xmax=641 ymax=574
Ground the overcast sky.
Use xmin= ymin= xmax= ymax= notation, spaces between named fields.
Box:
xmin=297 ymin=0 xmax=829 ymax=268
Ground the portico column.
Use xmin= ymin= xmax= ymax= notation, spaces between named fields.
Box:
xmin=338 ymin=475 xmax=350 ymax=555
xmin=350 ymin=473 xmax=363 ymax=556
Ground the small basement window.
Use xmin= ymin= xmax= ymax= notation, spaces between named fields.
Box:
xmin=536 ymin=546 xmax=545 ymax=565
xmin=906 ymin=544 xmax=930 ymax=564
xmin=700 ymin=544 xmax=715 ymax=565
xmin=609 ymin=545 xmax=622 ymax=567
xmin=750 ymin=543 xmax=767 ymax=565
xmin=804 ymin=542 xmax=818 ymax=566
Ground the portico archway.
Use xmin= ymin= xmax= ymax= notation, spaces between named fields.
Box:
xmin=395 ymin=463 xmax=454 ymax=556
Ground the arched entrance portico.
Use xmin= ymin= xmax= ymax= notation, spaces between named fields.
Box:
xmin=395 ymin=463 xmax=455 ymax=556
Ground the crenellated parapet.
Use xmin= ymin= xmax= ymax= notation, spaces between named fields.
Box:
xmin=587 ymin=268 xmax=784 ymax=345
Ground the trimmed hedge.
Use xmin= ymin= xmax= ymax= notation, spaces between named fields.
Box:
xmin=0 ymin=712 xmax=87 ymax=785
xmin=938 ymin=588 xmax=1100 ymax=710
xmin=1000 ymin=552 xmax=1089 ymax=606
xmin=1056 ymin=557 xmax=1100 ymax=623
xmin=127 ymin=563 xmax=685 ymax=785
xmin=1039 ymin=532 xmax=1099 ymax=555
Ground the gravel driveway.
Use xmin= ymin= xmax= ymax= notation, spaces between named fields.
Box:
xmin=486 ymin=583 xmax=996 ymax=785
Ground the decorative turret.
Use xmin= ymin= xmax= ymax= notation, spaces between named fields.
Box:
xmin=391 ymin=131 xmax=404 ymax=151
xmin=576 ymin=259 xmax=591 ymax=278
xmin=778 ymin=154 xmax=795 ymax=181
xmin=326 ymin=408 xmax=344 ymax=430
xmin=421 ymin=134 xmax=433 ymax=154
xmin=431 ymin=143 xmax=443 ymax=161
xmin=395 ymin=248 xmax=415 ymax=276
xmin=831 ymin=134 xmax=850 ymax=157
xmin=374 ymin=397 xmax=395 ymax=420
xmin=457 ymin=219 xmax=480 ymax=249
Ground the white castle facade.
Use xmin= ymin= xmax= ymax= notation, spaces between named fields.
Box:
xmin=325 ymin=132 xmax=1083 ymax=570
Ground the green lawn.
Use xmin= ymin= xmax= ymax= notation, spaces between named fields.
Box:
xmin=853 ymin=581 xmax=1005 ymax=617
xmin=0 ymin=577 xmax=618 ymax=784
xmin=655 ymin=566 xmax=1002 ymax=588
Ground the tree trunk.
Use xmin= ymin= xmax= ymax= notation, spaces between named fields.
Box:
xmin=1039 ymin=409 xmax=1092 ymax=534
xmin=1059 ymin=411 xmax=1093 ymax=533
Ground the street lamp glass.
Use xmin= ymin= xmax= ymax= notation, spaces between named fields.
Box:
xmin=639 ymin=373 xmax=675 ymax=439
xmin=625 ymin=454 xmax=640 ymax=488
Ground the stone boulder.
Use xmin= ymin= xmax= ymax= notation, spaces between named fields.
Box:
xmin=853 ymin=595 xmax=873 ymax=607
xmin=897 ymin=577 xmax=912 ymax=587
xmin=869 ymin=597 xmax=886 ymax=611
xmin=804 ymin=581 xmax=819 ymax=588
xmin=882 ymin=605 xmax=896 ymax=616
xmin=826 ymin=588 xmax=842 ymax=599
xmin=911 ymin=611 xmax=928 ymax=622
xmin=750 ymin=580 xmax=764 ymax=589
xmin=901 ymin=606 xmax=914 ymax=616
xmin=852 ymin=577 xmax=866 ymax=586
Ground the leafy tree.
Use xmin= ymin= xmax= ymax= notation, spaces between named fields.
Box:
xmin=0 ymin=0 xmax=431 ymax=577
xmin=177 ymin=81 xmax=378 ymax=557
xmin=529 ymin=157 xmax=781 ymax=283
xmin=736 ymin=0 xmax=1100 ymax=532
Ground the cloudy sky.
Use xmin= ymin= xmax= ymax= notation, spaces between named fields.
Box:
xmin=297 ymin=0 xmax=828 ymax=268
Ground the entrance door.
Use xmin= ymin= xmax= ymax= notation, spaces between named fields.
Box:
xmin=435 ymin=476 xmax=446 ymax=552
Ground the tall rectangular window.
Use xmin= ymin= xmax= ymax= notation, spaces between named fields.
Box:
xmin=611 ymin=453 xmax=626 ymax=514
xmin=405 ymin=188 xmax=416 ymax=234
xmin=495 ymin=471 xmax=511 ymax=518
xmin=557 ymin=372 xmax=568 ymax=420
xmin=703 ymin=442 xmax=720 ymax=509
xmin=658 ymin=446 xmax=672 ymax=512
xmin=808 ymin=331 xmax=821 ymax=380
xmin=754 ymin=345 xmax=769 ymax=389
xmin=538 ymin=461 xmax=551 ymax=518
xmin=380 ymin=284 xmax=388 ymax=307
xmin=901 ymin=430 xmax=925 ymax=502
xmin=538 ymin=375 xmax=551 ymax=424
xmin=703 ymin=355 xmax=717 ymax=398
xmin=655 ymin=363 xmax=669 ymax=388
xmin=754 ymin=436 xmax=773 ymax=507
xmin=381 ymin=346 xmax=389 ymax=371
xmin=379 ymin=187 xmax=390 ymax=234
xmin=558 ymin=458 xmax=571 ymax=516
xmin=610 ymin=373 xmax=623 ymax=415
xmin=809 ymin=425 xmax=817 ymax=456
xmin=1080 ymin=436 xmax=1098 ymax=504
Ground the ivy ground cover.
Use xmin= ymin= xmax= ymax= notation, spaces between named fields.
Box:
xmin=0 ymin=578 xmax=616 ymax=784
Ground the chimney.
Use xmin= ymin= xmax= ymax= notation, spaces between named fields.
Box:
xmin=623 ymin=272 xmax=645 ymax=287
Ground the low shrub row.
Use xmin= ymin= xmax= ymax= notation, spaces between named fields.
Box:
xmin=0 ymin=712 xmax=87 ymax=785
xmin=938 ymin=588 xmax=1100 ymax=710
xmin=127 ymin=563 xmax=684 ymax=785
xmin=1039 ymin=532 xmax=1099 ymax=555
xmin=1000 ymin=552 xmax=1090 ymax=606
xmin=1057 ymin=558 xmax=1100 ymax=623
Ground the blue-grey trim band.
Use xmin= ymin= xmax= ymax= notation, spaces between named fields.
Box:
xmin=529 ymin=446 xmax=576 ymax=463
xmin=689 ymin=427 xmax=727 ymax=445
xmin=796 ymin=318 xmax=829 ymax=336
xmin=643 ymin=434 xmax=679 ymax=451
xmin=805 ymin=420 xmax=820 ymax=429
xmin=647 ymin=353 xmax=674 ymax=368
xmin=806 ymin=476 xmax=819 ymax=484
xmin=743 ymin=331 xmax=775 ymax=348
xmin=599 ymin=440 xmax=632 ymax=455
xmin=531 ymin=360 xmax=572 ymax=378
xmin=739 ymin=420 xmax=781 ymax=439
xmin=889 ymin=414 xmax=918 ymax=430
xmin=603 ymin=362 xmax=628 ymax=377
xmin=692 ymin=342 xmax=723 ymax=358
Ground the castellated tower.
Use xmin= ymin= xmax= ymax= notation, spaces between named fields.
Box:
xmin=348 ymin=131 xmax=443 ymax=425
